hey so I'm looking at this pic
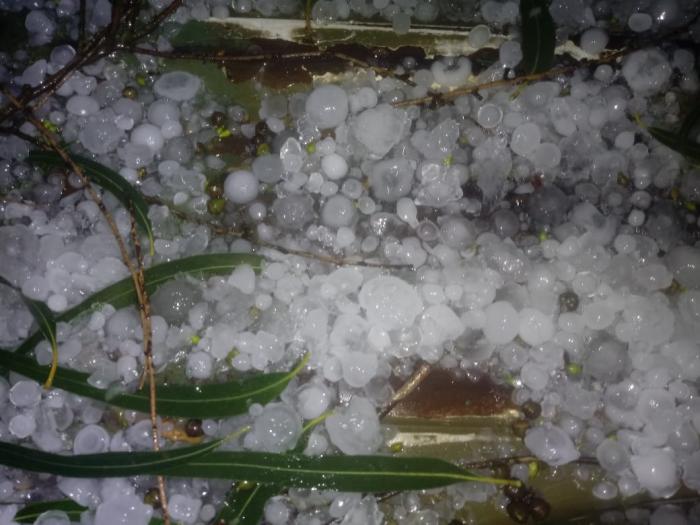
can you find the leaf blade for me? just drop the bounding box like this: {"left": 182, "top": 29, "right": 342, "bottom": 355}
{"left": 520, "top": 0, "right": 556, "bottom": 75}
{"left": 0, "top": 350, "right": 307, "bottom": 418}
{"left": 28, "top": 150, "right": 155, "bottom": 255}
{"left": 215, "top": 484, "right": 278, "bottom": 525}
{"left": 649, "top": 127, "right": 700, "bottom": 163}
{"left": 0, "top": 444, "right": 512, "bottom": 492}
{"left": 0, "top": 439, "right": 221, "bottom": 478}
{"left": 14, "top": 500, "right": 86, "bottom": 524}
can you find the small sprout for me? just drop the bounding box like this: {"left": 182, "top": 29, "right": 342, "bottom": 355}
{"left": 185, "top": 418, "right": 204, "bottom": 438}
{"left": 558, "top": 290, "right": 579, "bottom": 313}
{"left": 528, "top": 497, "right": 551, "bottom": 521}
{"left": 207, "top": 198, "right": 225, "bottom": 215}
{"left": 256, "top": 143, "right": 270, "bottom": 156}
{"left": 521, "top": 400, "right": 541, "bottom": 420}
{"left": 617, "top": 172, "right": 630, "bottom": 186}
{"left": 527, "top": 461, "right": 539, "bottom": 479}
{"left": 685, "top": 200, "right": 697, "bottom": 212}
{"left": 389, "top": 441, "right": 404, "bottom": 453}
{"left": 249, "top": 305, "right": 261, "bottom": 320}
{"left": 216, "top": 126, "right": 231, "bottom": 139}
{"left": 122, "top": 86, "right": 138, "bottom": 99}
{"left": 206, "top": 181, "right": 224, "bottom": 199}
{"left": 143, "top": 487, "right": 161, "bottom": 509}
{"left": 442, "top": 154, "right": 453, "bottom": 167}
{"left": 190, "top": 334, "right": 201, "bottom": 345}
{"left": 137, "top": 167, "right": 147, "bottom": 179}
{"left": 306, "top": 142, "right": 316, "bottom": 154}
{"left": 41, "top": 119, "right": 59, "bottom": 133}
{"left": 135, "top": 74, "right": 147, "bottom": 86}
{"left": 566, "top": 362, "right": 582, "bottom": 376}
{"left": 671, "top": 187, "right": 681, "bottom": 202}
{"left": 506, "top": 500, "right": 530, "bottom": 524}
{"left": 537, "top": 230, "right": 549, "bottom": 242}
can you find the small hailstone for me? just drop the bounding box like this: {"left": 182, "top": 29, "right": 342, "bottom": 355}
{"left": 251, "top": 403, "right": 302, "bottom": 452}
{"left": 518, "top": 308, "right": 554, "bottom": 346}
{"left": 322, "top": 153, "right": 348, "bottom": 180}
{"left": 73, "top": 424, "right": 110, "bottom": 454}
{"left": 359, "top": 276, "right": 422, "bottom": 330}
{"left": 499, "top": 40, "right": 522, "bottom": 68}
{"left": 224, "top": 170, "right": 258, "bottom": 204}
{"left": 264, "top": 497, "right": 291, "bottom": 525}
{"left": 9, "top": 413, "right": 36, "bottom": 438}
{"left": 628, "top": 209, "right": 645, "bottom": 227}
{"left": 580, "top": 28, "right": 608, "bottom": 55}
{"left": 9, "top": 380, "right": 42, "bottom": 408}
{"left": 305, "top": 85, "right": 349, "bottom": 129}
{"left": 510, "top": 123, "right": 541, "bottom": 156}
{"left": 321, "top": 194, "right": 355, "bottom": 228}
{"left": 152, "top": 71, "right": 201, "bottom": 101}
{"left": 468, "top": 24, "right": 491, "bottom": 47}
{"left": 341, "top": 350, "right": 378, "bottom": 388}
{"left": 524, "top": 424, "right": 580, "bottom": 466}
{"left": 630, "top": 449, "right": 680, "bottom": 497}
{"left": 628, "top": 12, "right": 653, "bottom": 32}
{"left": 66, "top": 95, "right": 99, "bottom": 116}
{"left": 186, "top": 351, "right": 213, "bottom": 379}
{"left": 396, "top": 197, "right": 418, "bottom": 227}
{"left": 228, "top": 264, "right": 256, "bottom": 294}
{"left": 296, "top": 383, "right": 331, "bottom": 420}
{"left": 130, "top": 123, "right": 164, "bottom": 153}
{"left": 477, "top": 104, "right": 503, "bottom": 129}
{"left": 336, "top": 227, "right": 355, "bottom": 248}
{"left": 483, "top": 301, "right": 519, "bottom": 344}
{"left": 95, "top": 494, "right": 153, "bottom": 525}
{"left": 169, "top": 494, "right": 202, "bottom": 525}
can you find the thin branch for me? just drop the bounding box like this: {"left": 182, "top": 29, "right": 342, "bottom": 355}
{"left": 379, "top": 362, "right": 432, "bottom": 419}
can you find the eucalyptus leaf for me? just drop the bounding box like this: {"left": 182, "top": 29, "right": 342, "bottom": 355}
{"left": 679, "top": 102, "right": 700, "bottom": 141}
{"left": 0, "top": 443, "right": 513, "bottom": 492}
{"left": 14, "top": 500, "right": 86, "bottom": 523}
{"left": 519, "top": 0, "right": 556, "bottom": 74}
{"left": 649, "top": 127, "right": 700, "bottom": 163}
{"left": 0, "top": 439, "right": 221, "bottom": 478}
{"left": 15, "top": 253, "right": 263, "bottom": 356}
{"left": 0, "top": 276, "right": 58, "bottom": 387}
{"left": 0, "top": 350, "right": 307, "bottom": 418}
{"left": 28, "top": 150, "right": 155, "bottom": 255}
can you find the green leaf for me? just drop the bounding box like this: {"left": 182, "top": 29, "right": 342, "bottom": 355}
{"left": 215, "top": 484, "right": 278, "bottom": 525}
{"left": 28, "top": 150, "right": 155, "bottom": 255}
{"left": 0, "top": 438, "right": 221, "bottom": 478}
{"left": 15, "top": 253, "right": 263, "bottom": 356}
{"left": 0, "top": 444, "right": 514, "bottom": 492}
{"left": 14, "top": 500, "right": 87, "bottom": 523}
{"left": 520, "top": 0, "right": 556, "bottom": 74}
{"left": 680, "top": 102, "right": 700, "bottom": 141}
{"left": 0, "top": 276, "right": 58, "bottom": 387}
{"left": 0, "top": 350, "right": 308, "bottom": 418}
{"left": 649, "top": 127, "right": 700, "bottom": 163}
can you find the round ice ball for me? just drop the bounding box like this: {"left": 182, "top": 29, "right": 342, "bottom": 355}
{"left": 580, "top": 28, "right": 609, "bottom": 55}
{"left": 483, "top": 301, "right": 519, "bottom": 344}
{"left": 252, "top": 154, "right": 283, "bottom": 184}
{"left": 130, "top": 123, "right": 164, "bottom": 153}
{"left": 150, "top": 280, "right": 201, "bottom": 325}
{"left": 321, "top": 194, "right": 355, "bottom": 228}
{"left": 321, "top": 153, "right": 348, "bottom": 180}
{"left": 524, "top": 424, "right": 580, "bottom": 466}
{"left": 252, "top": 403, "right": 302, "bottom": 452}
{"left": 95, "top": 494, "right": 153, "bottom": 525}
{"left": 153, "top": 71, "right": 201, "bottom": 101}
{"left": 73, "top": 424, "right": 110, "bottom": 454}
{"left": 439, "top": 216, "right": 476, "bottom": 249}
{"left": 630, "top": 449, "right": 680, "bottom": 497}
{"left": 224, "top": 170, "right": 259, "bottom": 204}
{"left": 305, "top": 85, "right": 348, "bottom": 129}
{"left": 359, "top": 275, "right": 422, "bottom": 330}
{"left": 510, "top": 122, "right": 541, "bottom": 156}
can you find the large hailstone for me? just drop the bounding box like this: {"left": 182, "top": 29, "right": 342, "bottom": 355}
{"left": 325, "top": 396, "right": 382, "bottom": 455}
{"left": 153, "top": 71, "right": 201, "bottom": 101}
{"left": 359, "top": 276, "right": 422, "bottom": 330}
{"left": 353, "top": 104, "right": 408, "bottom": 158}
{"left": 305, "top": 85, "right": 349, "bottom": 129}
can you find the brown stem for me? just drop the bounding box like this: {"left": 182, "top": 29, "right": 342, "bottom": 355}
{"left": 379, "top": 362, "right": 432, "bottom": 419}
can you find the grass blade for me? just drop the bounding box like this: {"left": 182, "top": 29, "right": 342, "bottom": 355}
{"left": 0, "top": 439, "right": 221, "bottom": 478}
{"left": 0, "top": 351, "right": 308, "bottom": 418}
{"left": 14, "top": 500, "right": 86, "bottom": 523}
{"left": 0, "top": 444, "right": 517, "bottom": 492}
{"left": 649, "top": 127, "right": 700, "bottom": 163}
{"left": 28, "top": 150, "right": 155, "bottom": 255}
{"left": 0, "top": 276, "right": 58, "bottom": 388}
{"left": 520, "top": 0, "right": 556, "bottom": 74}
{"left": 15, "top": 253, "right": 263, "bottom": 356}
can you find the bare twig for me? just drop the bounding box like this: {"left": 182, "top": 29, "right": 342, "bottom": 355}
{"left": 379, "top": 362, "right": 432, "bottom": 419}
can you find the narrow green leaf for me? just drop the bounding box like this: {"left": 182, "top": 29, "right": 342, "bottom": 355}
{"left": 520, "top": 0, "right": 556, "bottom": 74}
{"left": 15, "top": 253, "right": 263, "bottom": 356}
{"left": 0, "top": 276, "right": 58, "bottom": 387}
{"left": 14, "top": 500, "right": 86, "bottom": 523}
{"left": 167, "top": 452, "right": 512, "bottom": 492}
{"left": 28, "top": 150, "right": 155, "bottom": 255}
{"left": 649, "top": 127, "right": 700, "bottom": 163}
{"left": 215, "top": 484, "right": 278, "bottom": 525}
{"left": 0, "top": 439, "right": 221, "bottom": 478}
{"left": 0, "top": 350, "right": 307, "bottom": 418}
{"left": 0, "top": 444, "right": 514, "bottom": 492}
